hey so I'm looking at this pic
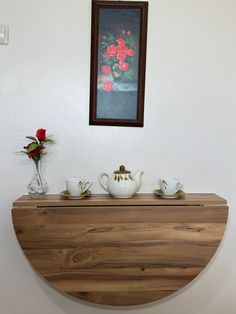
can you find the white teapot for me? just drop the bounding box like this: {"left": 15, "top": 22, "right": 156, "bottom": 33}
{"left": 99, "top": 165, "right": 143, "bottom": 198}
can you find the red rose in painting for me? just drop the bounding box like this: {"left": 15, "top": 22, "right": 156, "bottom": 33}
{"left": 100, "top": 30, "right": 136, "bottom": 87}
{"left": 36, "top": 128, "right": 46, "bottom": 141}
{"left": 126, "top": 48, "right": 134, "bottom": 57}
{"left": 116, "top": 47, "right": 127, "bottom": 61}
{"left": 102, "top": 65, "right": 111, "bottom": 75}
{"left": 103, "top": 81, "right": 114, "bottom": 92}
{"left": 106, "top": 45, "right": 117, "bottom": 58}
{"left": 119, "top": 61, "right": 129, "bottom": 72}
{"left": 116, "top": 38, "right": 126, "bottom": 47}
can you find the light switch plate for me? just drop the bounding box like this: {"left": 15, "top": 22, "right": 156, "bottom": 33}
{"left": 0, "top": 25, "right": 9, "bottom": 45}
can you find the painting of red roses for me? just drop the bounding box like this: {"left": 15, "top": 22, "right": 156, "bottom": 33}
{"left": 89, "top": 0, "right": 148, "bottom": 127}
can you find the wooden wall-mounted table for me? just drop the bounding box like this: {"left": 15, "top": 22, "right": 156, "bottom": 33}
{"left": 12, "top": 193, "right": 228, "bottom": 306}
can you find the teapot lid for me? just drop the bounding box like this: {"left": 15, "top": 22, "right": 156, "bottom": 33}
{"left": 114, "top": 165, "right": 131, "bottom": 174}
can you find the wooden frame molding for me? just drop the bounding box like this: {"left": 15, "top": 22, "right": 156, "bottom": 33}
{"left": 89, "top": 0, "right": 148, "bottom": 127}
{"left": 12, "top": 193, "right": 228, "bottom": 306}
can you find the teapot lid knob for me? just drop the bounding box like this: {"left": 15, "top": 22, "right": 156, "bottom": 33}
{"left": 120, "top": 165, "right": 125, "bottom": 172}
{"left": 114, "top": 165, "right": 131, "bottom": 174}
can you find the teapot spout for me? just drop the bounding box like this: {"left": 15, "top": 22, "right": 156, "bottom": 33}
{"left": 134, "top": 170, "right": 143, "bottom": 191}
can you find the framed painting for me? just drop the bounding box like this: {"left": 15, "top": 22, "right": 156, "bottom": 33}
{"left": 89, "top": 0, "right": 148, "bottom": 127}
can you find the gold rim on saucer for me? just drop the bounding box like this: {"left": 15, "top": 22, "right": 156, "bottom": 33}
{"left": 60, "top": 190, "right": 91, "bottom": 200}
{"left": 153, "top": 189, "right": 185, "bottom": 199}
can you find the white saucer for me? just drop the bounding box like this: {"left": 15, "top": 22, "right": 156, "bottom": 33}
{"left": 153, "top": 189, "right": 185, "bottom": 199}
{"left": 60, "top": 190, "right": 91, "bottom": 200}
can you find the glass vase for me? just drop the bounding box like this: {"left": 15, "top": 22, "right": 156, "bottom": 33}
{"left": 27, "top": 159, "right": 48, "bottom": 198}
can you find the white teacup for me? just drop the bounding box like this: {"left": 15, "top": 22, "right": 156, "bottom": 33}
{"left": 65, "top": 178, "right": 92, "bottom": 196}
{"left": 160, "top": 178, "right": 183, "bottom": 195}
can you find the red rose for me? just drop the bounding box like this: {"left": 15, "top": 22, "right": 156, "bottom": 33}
{"left": 116, "top": 38, "right": 126, "bottom": 47}
{"left": 20, "top": 129, "right": 53, "bottom": 162}
{"left": 25, "top": 142, "right": 45, "bottom": 158}
{"left": 23, "top": 143, "right": 31, "bottom": 149}
{"left": 102, "top": 65, "right": 111, "bottom": 75}
{"left": 36, "top": 129, "right": 46, "bottom": 141}
{"left": 103, "top": 81, "right": 114, "bottom": 92}
{"left": 116, "top": 47, "right": 127, "bottom": 61}
{"left": 126, "top": 48, "right": 134, "bottom": 57}
{"left": 119, "top": 61, "right": 129, "bottom": 72}
{"left": 106, "top": 45, "right": 117, "bottom": 58}
{"left": 28, "top": 146, "right": 45, "bottom": 158}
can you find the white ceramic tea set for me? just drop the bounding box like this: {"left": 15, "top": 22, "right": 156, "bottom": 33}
{"left": 153, "top": 177, "right": 184, "bottom": 199}
{"left": 60, "top": 165, "right": 184, "bottom": 200}
{"left": 60, "top": 178, "right": 92, "bottom": 199}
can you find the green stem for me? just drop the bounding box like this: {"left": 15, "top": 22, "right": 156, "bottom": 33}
{"left": 33, "top": 159, "right": 43, "bottom": 188}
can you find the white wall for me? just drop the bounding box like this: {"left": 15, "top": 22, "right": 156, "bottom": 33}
{"left": 0, "top": 0, "right": 236, "bottom": 313}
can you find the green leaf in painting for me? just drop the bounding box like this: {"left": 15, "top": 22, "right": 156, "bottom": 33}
{"left": 105, "top": 59, "right": 113, "bottom": 66}
{"left": 126, "top": 56, "right": 134, "bottom": 64}
{"left": 122, "top": 84, "right": 129, "bottom": 90}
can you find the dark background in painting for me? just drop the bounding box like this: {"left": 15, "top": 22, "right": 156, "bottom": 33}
{"left": 96, "top": 8, "right": 141, "bottom": 120}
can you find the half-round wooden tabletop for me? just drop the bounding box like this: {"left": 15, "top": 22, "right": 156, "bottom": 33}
{"left": 12, "top": 193, "right": 228, "bottom": 306}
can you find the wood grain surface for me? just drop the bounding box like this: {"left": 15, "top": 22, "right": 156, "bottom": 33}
{"left": 12, "top": 193, "right": 228, "bottom": 306}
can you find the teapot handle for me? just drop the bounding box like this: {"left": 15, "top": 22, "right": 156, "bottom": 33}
{"left": 99, "top": 172, "right": 110, "bottom": 191}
